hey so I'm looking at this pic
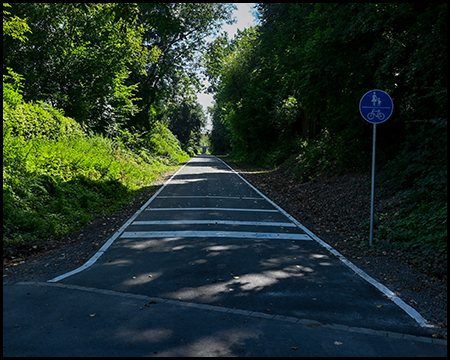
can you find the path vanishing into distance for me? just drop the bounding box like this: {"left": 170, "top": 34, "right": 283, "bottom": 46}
{"left": 3, "top": 155, "right": 446, "bottom": 356}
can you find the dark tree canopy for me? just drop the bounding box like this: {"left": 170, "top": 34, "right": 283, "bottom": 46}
{"left": 204, "top": 3, "right": 447, "bottom": 168}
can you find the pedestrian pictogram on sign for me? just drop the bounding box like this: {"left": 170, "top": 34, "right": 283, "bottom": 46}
{"left": 359, "top": 89, "right": 393, "bottom": 124}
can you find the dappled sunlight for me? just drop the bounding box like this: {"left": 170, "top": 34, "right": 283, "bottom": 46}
{"left": 105, "top": 259, "right": 133, "bottom": 267}
{"left": 205, "top": 245, "right": 242, "bottom": 251}
{"left": 157, "top": 328, "right": 262, "bottom": 357}
{"left": 259, "top": 256, "right": 304, "bottom": 268}
{"left": 205, "top": 244, "right": 245, "bottom": 257}
{"left": 123, "top": 271, "right": 162, "bottom": 286}
{"left": 290, "top": 265, "right": 314, "bottom": 273}
{"left": 309, "top": 253, "right": 333, "bottom": 266}
{"left": 122, "top": 237, "right": 183, "bottom": 251}
{"left": 237, "top": 267, "right": 311, "bottom": 291}
{"left": 91, "top": 217, "right": 349, "bottom": 321}
{"left": 110, "top": 319, "right": 262, "bottom": 357}
{"left": 171, "top": 244, "right": 197, "bottom": 251}
{"left": 319, "top": 262, "right": 333, "bottom": 266}
{"left": 189, "top": 259, "right": 208, "bottom": 265}
{"left": 164, "top": 265, "right": 313, "bottom": 302}
{"left": 108, "top": 236, "right": 331, "bottom": 305}
{"left": 170, "top": 177, "right": 208, "bottom": 185}
{"left": 115, "top": 327, "right": 174, "bottom": 344}
{"left": 237, "top": 272, "right": 282, "bottom": 291}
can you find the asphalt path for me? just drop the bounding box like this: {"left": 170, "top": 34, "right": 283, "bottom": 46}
{"left": 3, "top": 155, "right": 446, "bottom": 356}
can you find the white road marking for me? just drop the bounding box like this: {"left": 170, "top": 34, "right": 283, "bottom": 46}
{"left": 47, "top": 155, "right": 434, "bottom": 330}
{"left": 47, "top": 158, "right": 195, "bottom": 283}
{"left": 157, "top": 196, "right": 264, "bottom": 200}
{"left": 120, "top": 231, "right": 311, "bottom": 240}
{"left": 132, "top": 220, "right": 296, "bottom": 227}
{"left": 215, "top": 156, "right": 435, "bottom": 329}
{"left": 145, "top": 207, "right": 278, "bottom": 212}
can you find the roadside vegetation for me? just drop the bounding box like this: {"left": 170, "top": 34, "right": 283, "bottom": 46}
{"left": 3, "top": 4, "right": 446, "bottom": 275}
{"left": 3, "top": 69, "right": 189, "bottom": 254}
{"left": 3, "top": 3, "right": 236, "bottom": 257}
{"left": 205, "top": 4, "right": 446, "bottom": 275}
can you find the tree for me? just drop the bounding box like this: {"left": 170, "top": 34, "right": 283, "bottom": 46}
{"left": 3, "top": 3, "right": 236, "bottom": 140}
{"left": 294, "top": 3, "right": 447, "bottom": 166}
{"left": 208, "top": 102, "right": 231, "bottom": 155}
{"left": 207, "top": 3, "right": 447, "bottom": 168}
{"left": 3, "top": 3, "right": 31, "bottom": 42}
{"left": 126, "top": 3, "right": 236, "bottom": 131}
{"left": 3, "top": 3, "right": 155, "bottom": 134}
{"left": 206, "top": 28, "right": 271, "bottom": 160}
{"left": 166, "top": 97, "right": 206, "bottom": 149}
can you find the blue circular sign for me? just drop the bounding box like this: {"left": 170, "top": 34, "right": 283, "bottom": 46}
{"left": 359, "top": 89, "right": 393, "bottom": 124}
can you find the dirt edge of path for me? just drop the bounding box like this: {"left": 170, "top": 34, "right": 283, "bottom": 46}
{"left": 3, "top": 157, "right": 446, "bottom": 339}
{"left": 223, "top": 159, "right": 446, "bottom": 340}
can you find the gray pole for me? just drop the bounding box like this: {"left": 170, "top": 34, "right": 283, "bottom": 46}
{"left": 369, "top": 123, "right": 376, "bottom": 246}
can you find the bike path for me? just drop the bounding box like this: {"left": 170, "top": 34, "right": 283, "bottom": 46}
{"left": 3, "top": 155, "right": 446, "bottom": 356}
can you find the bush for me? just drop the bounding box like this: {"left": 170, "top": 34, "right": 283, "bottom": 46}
{"left": 288, "top": 130, "right": 336, "bottom": 182}
{"left": 376, "top": 119, "right": 447, "bottom": 275}
{"left": 3, "top": 130, "right": 176, "bottom": 248}
{"left": 3, "top": 74, "right": 189, "bottom": 251}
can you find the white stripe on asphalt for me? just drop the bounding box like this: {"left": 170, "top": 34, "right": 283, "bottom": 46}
{"left": 145, "top": 207, "right": 278, "bottom": 212}
{"left": 157, "top": 196, "right": 264, "bottom": 200}
{"left": 47, "top": 158, "right": 196, "bottom": 283}
{"left": 215, "top": 156, "right": 435, "bottom": 329}
{"left": 120, "top": 231, "right": 311, "bottom": 241}
{"left": 132, "top": 220, "right": 296, "bottom": 227}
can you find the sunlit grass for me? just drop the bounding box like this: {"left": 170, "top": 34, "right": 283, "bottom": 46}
{"left": 3, "top": 84, "right": 190, "bottom": 250}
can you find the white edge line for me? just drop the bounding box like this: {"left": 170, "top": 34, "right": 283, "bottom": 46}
{"left": 157, "top": 196, "right": 264, "bottom": 200}
{"left": 47, "top": 158, "right": 194, "bottom": 283}
{"left": 144, "top": 207, "right": 278, "bottom": 212}
{"left": 120, "top": 231, "right": 311, "bottom": 240}
{"left": 132, "top": 220, "right": 297, "bottom": 227}
{"left": 215, "top": 156, "right": 434, "bottom": 329}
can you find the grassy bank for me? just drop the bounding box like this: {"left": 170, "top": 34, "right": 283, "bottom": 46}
{"left": 3, "top": 74, "right": 190, "bottom": 255}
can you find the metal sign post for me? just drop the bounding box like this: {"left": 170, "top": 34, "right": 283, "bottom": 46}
{"left": 369, "top": 124, "right": 377, "bottom": 246}
{"left": 359, "top": 90, "right": 393, "bottom": 246}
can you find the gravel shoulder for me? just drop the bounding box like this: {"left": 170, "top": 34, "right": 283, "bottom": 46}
{"left": 3, "top": 158, "right": 446, "bottom": 339}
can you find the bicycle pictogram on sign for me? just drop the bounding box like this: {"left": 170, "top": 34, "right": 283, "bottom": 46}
{"left": 359, "top": 89, "right": 393, "bottom": 124}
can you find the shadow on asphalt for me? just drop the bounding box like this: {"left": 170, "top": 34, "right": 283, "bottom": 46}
{"left": 61, "top": 233, "right": 430, "bottom": 336}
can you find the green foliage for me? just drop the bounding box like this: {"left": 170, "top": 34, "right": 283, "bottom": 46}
{"left": 376, "top": 201, "right": 447, "bottom": 275}
{"left": 375, "top": 119, "right": 447, "bottom": 272}
{"left": 3, "top": 67, "right": 25, "bottom": 106}
{"left": 204, "top": 3, "right": 447, "bottom": 271}
{"left": 3, "top": 3, "right": 237, "bottom": 254}
{"left": 206, "top": 3, "right": 447, "bottom": 168}
{"left": 124, "top": 3, "right": 236, "bottom": 132}
{"left": 289, "top": 131, "right": 335, "bottom": 182}
{"left": 3, "top": 2, "right": 446, "bottom": 271}
{"left": 3, "top": 78, "right": 83, "bottom": 141}
{"left": 3, "top": 75, "right": 189, "bottom": 250}
{"left": 3, "top": 3, "right": 31, "bottom": 42}
{"left": 3, "top": 3, "right": 232, "bottom": 164}
{"left": 166, "top": 98, "right": 206, "bottom": 153}
{"left": 208, "top": 102, "right": 232, "bottom": 155}
{"left": 3, "top": 3, "right": 151, "bottom": 133}
{"left": 145, "top": 122, "right": 190, "bottom": 164}
{"left": 207, "top": 27, "right": 280, "bottom": 162}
